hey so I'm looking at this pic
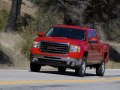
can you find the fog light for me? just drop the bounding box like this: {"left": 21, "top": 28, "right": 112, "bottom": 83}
{"left": 32, "top": 58, "right": 38, "bottom": 62}
{"left": 71, "top": 62, "right": 75, "bottom": 67}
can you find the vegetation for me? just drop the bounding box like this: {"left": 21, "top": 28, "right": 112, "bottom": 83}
{"left": 0, "top": 10, "right": 9, "bottom": 31}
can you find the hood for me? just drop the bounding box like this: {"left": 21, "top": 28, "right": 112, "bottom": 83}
{"left": 34, "top": 36, "right": 83, "bottom": 45}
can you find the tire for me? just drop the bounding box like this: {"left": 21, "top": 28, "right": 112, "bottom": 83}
{"left": 30, "top": 63, "right": 41, "bottom": 72}
{"left": 96, "top": 61, "right": 105, "bottom": 76}
{"left": 75, "top": 57, "right": 86, "bottom": 77}
{"left": 58, "top": 67, "right": 66, "bottom": 73}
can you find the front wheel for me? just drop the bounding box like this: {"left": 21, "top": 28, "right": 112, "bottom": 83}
{"left": 75, "top": 58, "right": 86, "bottom": 77}
{"left": 96, "top": 61, "right": 105, "bottom": 76}
{"left": 30, "top": 63, "right": 41, "bottom": 72}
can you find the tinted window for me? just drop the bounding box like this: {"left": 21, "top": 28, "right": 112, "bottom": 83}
{"left": 88, "top": 30, "right": 92, "bottom": 39}
{"left": 46, "top": 28, "right": 86, "bottom": 40}
{"left": 92, "top": 30, "right": 97, "bottom": 37}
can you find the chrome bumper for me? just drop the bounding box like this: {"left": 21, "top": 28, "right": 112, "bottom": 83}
{"left": 30, "top": 54, "right": 82, "bottom": 68}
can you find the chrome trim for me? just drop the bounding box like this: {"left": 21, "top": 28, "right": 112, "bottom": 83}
{"left": 31, "top": 54, "right": 82, "bottom": 67}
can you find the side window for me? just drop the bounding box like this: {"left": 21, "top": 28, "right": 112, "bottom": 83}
{"left": 88, "top": 30, "right": 92, "bottom": 39}
{"left": 92, "top": 30, "right": 97, "bottom": 37}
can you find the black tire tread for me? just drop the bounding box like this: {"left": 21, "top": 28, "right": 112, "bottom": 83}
{"left": 30, "top": 63, "right": 41, "bottom": 72}
{"left": 96, "top": 62, "right": 105, "bottom": 76}
{"left": 75, "top": 57, "right": 87, "bottom": 77}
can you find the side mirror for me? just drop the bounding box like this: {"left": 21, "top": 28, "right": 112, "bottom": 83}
{"left": 37, "top": 32, "right": 44, "bottom": 37}
{"left": 89, "top": 37, "right": 98, "bottom": 43}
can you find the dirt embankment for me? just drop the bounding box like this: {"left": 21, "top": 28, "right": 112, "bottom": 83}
{"left": 0, "top": 33, "right": 29, "bottom": 69}
{"left": 0, "top": 0, "right": 38, "bottom": 16}
{"left": 0, "top": 0, "right": 36, "bottom": 69}
{"left": 0, "top": 0, "right": 120, "bottom": 69}
{"left": 107, "top": 42, "right": 120, "bottom": 68}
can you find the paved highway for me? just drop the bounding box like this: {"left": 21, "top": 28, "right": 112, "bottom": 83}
{"left": 0, "top": 69, "right": 120, "bottom": 90}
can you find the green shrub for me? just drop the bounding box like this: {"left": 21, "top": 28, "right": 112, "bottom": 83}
{"left": 0, "top": 10, "right": 9, "bottom": 31}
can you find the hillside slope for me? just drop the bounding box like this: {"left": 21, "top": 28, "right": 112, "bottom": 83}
{"left": 0, "top": 0, "right": 37, "bottom": 16}
{"left": 0, "top": 0, "right": 36, "bottom": 69}
{"left": 0, "top": 0, "right": 120, "bottom": 69}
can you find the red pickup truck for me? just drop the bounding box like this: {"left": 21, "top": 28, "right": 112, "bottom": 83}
{"left": 30, "top": 25, "right": 109, "bottom": 77}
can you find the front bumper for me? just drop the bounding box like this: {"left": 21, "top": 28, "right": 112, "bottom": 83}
{"left": 30, "top": 54, "right": 82, "bottom": 68}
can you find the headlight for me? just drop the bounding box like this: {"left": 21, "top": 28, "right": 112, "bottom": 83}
{"left": 32, "top": 41, "right": 40, "bottom": 48}
{"left": 70, "top": 45, "right": 80, "bottom": 52}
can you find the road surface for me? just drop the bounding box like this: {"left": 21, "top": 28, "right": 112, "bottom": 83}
{"left": 0, "top": 69, "right": 120, "bottom": 90}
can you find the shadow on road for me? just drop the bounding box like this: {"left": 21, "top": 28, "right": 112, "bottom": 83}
{"left": 30, "top": 70, "right": 120, "bottom": 78}
{"left": 39, "top": 70, "right": 96, "bottom": 77}
{"left": 0, "top": 50, "right": 13, "bottom": 66}
{"left": 109, "top": 46, "right": 120, "bottom": 63}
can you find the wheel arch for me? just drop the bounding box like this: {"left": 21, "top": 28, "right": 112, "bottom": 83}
{"left": 83, "top": 51, "right": 88, "bottom": 58}
{"left": 103, "top": 52, "right": 109, "bottom": 63}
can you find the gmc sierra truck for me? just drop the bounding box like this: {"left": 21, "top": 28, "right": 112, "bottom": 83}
{"left": 30, "top": 25, "right": 109, "bottom": 77}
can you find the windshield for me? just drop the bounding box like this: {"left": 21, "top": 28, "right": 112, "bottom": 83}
{"left": 46, "top": 27, "right": 86, "bottom": 40}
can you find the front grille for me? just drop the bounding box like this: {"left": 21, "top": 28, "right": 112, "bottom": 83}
{"left": 40, "top": 41, "right": 69, "bottom": 54}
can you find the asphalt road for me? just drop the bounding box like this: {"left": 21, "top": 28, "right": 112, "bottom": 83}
{"left": 0, "top": 69, "right": 120, "bottom": 90}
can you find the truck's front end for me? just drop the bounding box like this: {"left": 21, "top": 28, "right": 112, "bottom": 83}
{"left": 30, "top": 25, "right": 86, "bottom": 71}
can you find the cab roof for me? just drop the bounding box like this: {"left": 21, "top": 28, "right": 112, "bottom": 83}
{"left": 53, "top": 24, "right": 94, "bottom": 31}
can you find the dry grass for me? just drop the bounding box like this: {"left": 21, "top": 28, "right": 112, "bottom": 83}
{"left": 0, "top": 32, "right": 29, "bottom": 69}
{"left": 21, "top": 0, "right": 38, "bottom": 16}
{"left": 107, "top": 61, "right": 120, "bottom": 69}
{"left": 0, "top": 0, "right": 37, "bottom": 16}
{"left": 0, "top": 0, "right": 38, "bottom": 69}
{"left": 0, "top": 0, "right": 12, "bottom": 12}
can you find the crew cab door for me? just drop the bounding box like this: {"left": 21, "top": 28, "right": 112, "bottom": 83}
{"left": 87, "top": 30, "right": 94, "bottom": 63}
{"left": 87, "top": 30, "right": 101, "bottom": 64}
{"left": 90, "top": 30, "right": 101, "bottom": 63}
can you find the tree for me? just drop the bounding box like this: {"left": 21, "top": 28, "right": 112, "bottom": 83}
{"left": 5, "top": 0, "right": 22, "bottom": 32}
{"left": 62, "top": 0, "right": 88, "bottom": 26}
{"left": 30, "top": 0, "right": 88, "bottom": 26}
{"left": 84, "top": 0, "right": 119, "bottom": 26}
{"left": 30, "top": 0, "right": 119, "bottom": 29}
